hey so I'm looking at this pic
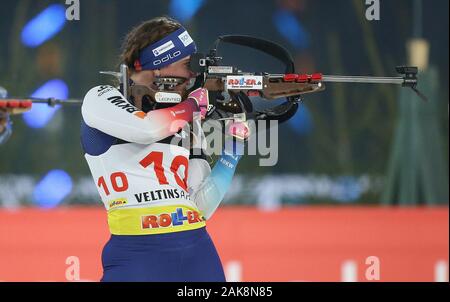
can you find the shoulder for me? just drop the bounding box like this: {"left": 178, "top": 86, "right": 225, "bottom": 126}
{"left": 83, "top": 85, "right": 121, "bottom": 102}
{"left": 82, "top": 85, "right": 125, "bottom": 117}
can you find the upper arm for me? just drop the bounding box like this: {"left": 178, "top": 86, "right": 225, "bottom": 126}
{"left": 82, "top": 85, "right": 155, "bottom": 144}
{"left": 81, "top": 85, "right": 199, "bottom": 145}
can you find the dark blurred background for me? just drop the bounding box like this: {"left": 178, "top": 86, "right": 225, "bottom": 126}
{"left": 0, "top": 0, "right": 448, "bottom": 208}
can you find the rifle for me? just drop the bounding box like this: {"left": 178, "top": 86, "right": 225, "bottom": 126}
{"left": 187, "top": 35, "right": 426, "bottom": 123}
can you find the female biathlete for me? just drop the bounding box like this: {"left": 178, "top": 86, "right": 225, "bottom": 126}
{"left": 81, "top": 16, "right": 248, "bottom": 282}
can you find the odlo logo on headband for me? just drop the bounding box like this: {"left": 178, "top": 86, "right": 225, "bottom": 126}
{"left": 153, "top": 50, "right": 182, "bottom": 66}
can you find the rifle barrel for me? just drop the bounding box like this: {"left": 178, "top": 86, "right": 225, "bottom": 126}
{"left": 322, "top": 75, "right": 405, "bottom": 85}
{"left": 30, "top": 98, "right": 83, "bottom": 105}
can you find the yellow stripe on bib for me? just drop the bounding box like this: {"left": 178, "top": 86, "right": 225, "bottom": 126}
{"left": 107, "top": 205, "right": 206, "bottom": 235}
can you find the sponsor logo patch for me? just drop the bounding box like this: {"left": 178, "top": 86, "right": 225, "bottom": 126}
{"left": 178, "top": 31, "right": 194, "bottom": 47}
{"left": 153, "top": 50, "right": 182, "bottom": 66}
{"left": 107, "top": 96, "right": 139, "bottom": 114}
{"left": 109, "top": 198, "right": 127, "bottom": 209}
{"left": 97, "top": 85, "right": 114, "bottom": 97}
{"left": 226, "top": 76, "right": 263, "bottom": 90}
{"left": 152, "top": 40, "right": 175, "bottom": 57}
{"left": 141, "top": 208, "right": 203, "bottom": 229}
{"left": 155, "top": 92, "right": 182, "bottom": 103}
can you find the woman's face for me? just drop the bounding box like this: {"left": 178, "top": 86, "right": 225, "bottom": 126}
{"left": 131, "top": 56, "right": 196, "bottom": 97}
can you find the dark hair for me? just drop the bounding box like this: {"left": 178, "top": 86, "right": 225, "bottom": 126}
{"left": 120, "top": 16, "right": 182, "bottom": 73}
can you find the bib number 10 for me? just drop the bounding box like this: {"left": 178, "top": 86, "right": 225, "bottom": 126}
{"left": 97, "top": 151, "right": 188, "bottom": 196}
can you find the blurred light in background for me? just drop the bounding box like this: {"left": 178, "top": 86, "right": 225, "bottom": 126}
{"left": 22, "top": 79, "right": 69, "bottom": 128}
{"left": 32, "top": 169, "right": 73, "bottom": 208}
{"left": 287, "top": 104, "right": 313, "bottom": 135}
{"left": 334, "top": 176, "right": 364, "bottom": 203}
{"left": 0, "top": 86, "right": 7, "bottom": 98}
{"left": 21, "top": 4, "right": 66, "bottom": 48}
{"left": 169, "top": 0, "right": 205, "bottom": 23}
{"left": 272, "top": 9, "right": 310, "bottom": 50}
